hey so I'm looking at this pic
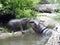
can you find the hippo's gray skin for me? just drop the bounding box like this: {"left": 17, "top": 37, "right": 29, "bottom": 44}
{"left": 29, "top": 20, "right": 52, "bottom": 36}
{"left": 7, "top": 18, "right": 30, "bottom": 32}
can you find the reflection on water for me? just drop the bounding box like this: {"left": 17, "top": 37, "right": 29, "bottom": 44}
{"left": 0, "top": 32, "right": 50, "bottom": 45}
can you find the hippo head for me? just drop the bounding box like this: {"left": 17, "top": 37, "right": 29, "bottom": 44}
{"left": 29, "top": 19, "right": 47, "bottom": 34}
{"left": 29, "top": 19, "right": 43, "bottom": 34}
{"left": 29, "top": 19, "right": 40, "bottom": 30}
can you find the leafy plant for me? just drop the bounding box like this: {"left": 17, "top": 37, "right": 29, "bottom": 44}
{"left": 0, "top": 0, "right": 40, "bottom": 18}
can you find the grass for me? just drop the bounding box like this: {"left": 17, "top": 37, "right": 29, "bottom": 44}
{"left": 53, "top": 13, "right": 60, "bottom": 21}
{"left": 0, "top": 27, "right": 10, "bottom": 33}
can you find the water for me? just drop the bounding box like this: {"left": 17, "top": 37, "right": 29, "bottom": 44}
{"left": 0, "top": 31, "right": 50, "bottom": 45}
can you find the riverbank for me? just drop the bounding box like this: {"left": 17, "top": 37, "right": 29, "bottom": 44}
{"left": 0, "top": 29, "right": 32, "bottom": 39}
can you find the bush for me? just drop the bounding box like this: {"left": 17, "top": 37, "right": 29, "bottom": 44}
{"left": 0, "top": 0, "right": 40, "bottom": 18}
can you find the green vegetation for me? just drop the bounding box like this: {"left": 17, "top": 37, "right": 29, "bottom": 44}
{"left": 53, "top": 13, "right": 60, "bottom": 21}
{"left": 0, "top": 0, "right": 40, "bottom": 18}
{"left": 0, "top": 27, "right": 10, "bottom": 32}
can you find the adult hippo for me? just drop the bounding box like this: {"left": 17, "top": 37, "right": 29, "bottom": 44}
{"left": 7, "top": 18, "right": 30, "bottom": 32}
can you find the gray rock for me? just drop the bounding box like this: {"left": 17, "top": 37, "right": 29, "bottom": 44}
{"left": 40, "top": 0, "right": 49, "bottom": 4}
{"left": 35, "top": 4, "right": 59, "bottom": 13}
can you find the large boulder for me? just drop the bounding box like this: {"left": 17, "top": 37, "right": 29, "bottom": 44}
{"left": 35, "top": 4, "right": 59, "bottom": 13}
{"left": 45, "top": 30, "right": 59, "bottom": 45}
{"left": 40, "top": 0, "right": 49, "bottom": 4}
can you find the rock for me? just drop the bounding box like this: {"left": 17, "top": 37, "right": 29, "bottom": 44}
{"left": 40, "top": 0, "right": 49, "bottom": 4}
{"left": 35, "top": 4, "right": 59, "bottom": 13}
{"left": 36, "top": 16, "right": 57, "bottom": 26}
{"left": 45, "top": 31, "right": 59, "bottom": 45}
{"left": 12, "top": 31, "right": 22, "bottom": 37}
{"left": 0, "top": 32, "right": 22, "bottom": 39}
{"left": 0, "top": 28, "right": 3, "bottom": 30}
{"left": 0, "top": 33, "right": 13, "bottom": 39}
{"left": 0, "top": 30, "right": 31, "bottom": 39}
{"left": 54, "top": 23, "right": 60, "bottom": 33}
{"left": 37, "top": 13, "right": 57, "bottom": 17}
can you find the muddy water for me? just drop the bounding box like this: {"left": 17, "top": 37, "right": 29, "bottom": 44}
{"left": 0, "top": 31, "right": 50, "bottom": 45}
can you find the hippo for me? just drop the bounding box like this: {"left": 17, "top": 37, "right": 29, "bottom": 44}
{"left": 29, "top": 19, "right": 52, "bottom": 36}
{"left": 7, "top": 18, "right": 30, "bottom": 32}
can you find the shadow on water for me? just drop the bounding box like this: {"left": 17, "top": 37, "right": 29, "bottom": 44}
{"left": 0, "top": 31, "right": 50, "bottom": 45}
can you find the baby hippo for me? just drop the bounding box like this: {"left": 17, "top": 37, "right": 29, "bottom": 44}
{"left": 29, "top": 20, "right": 52, "bottom": 36}
{"left": 7, "top": 18, "right": 30, "bottom": 32}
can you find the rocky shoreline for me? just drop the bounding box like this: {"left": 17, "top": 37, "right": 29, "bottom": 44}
{"left": 0, "top": 30, "right": 30, "bottom": 39}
